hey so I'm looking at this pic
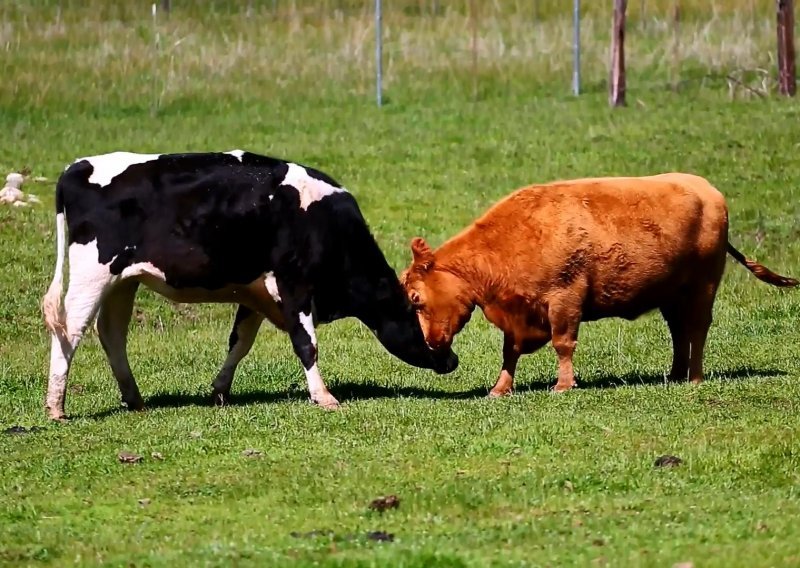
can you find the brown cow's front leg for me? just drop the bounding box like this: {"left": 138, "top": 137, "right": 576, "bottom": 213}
{"left": 489, "top": 335, "right": 519, "bottom": 398}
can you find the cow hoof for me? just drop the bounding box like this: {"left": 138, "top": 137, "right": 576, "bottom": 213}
{"left": 553, "top": 383, "right": 576, "bottom": 393}
{"left": 124, "top": 398, "right": 146, "bottom": 412}
{"left": 311, "top": 394, "right": 340, "bottom": 410}
{"left": 488, "top": 389, "right": 512, "bottom": 398}
{"left": 212, "top": 391, "right": 230, "bottom": 407}
{"left": 47, "top": 409, "right": 68, "bottom": 422}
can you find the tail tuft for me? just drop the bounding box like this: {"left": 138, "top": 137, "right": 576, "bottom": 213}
{"left": 42, "top": 210, "right": 68, "bottom": 336}
{"left": 42, "top": 280, "right": 66, "bottom": 335}
{"left": 727, "top": 242, "right": 799, "bottom": 288}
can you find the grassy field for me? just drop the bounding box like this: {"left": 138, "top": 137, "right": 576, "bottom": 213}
{"left": 2, "top": 1, "right": 800, "bottom": 566}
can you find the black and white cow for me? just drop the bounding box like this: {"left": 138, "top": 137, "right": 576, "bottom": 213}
{"left": 42, "top": 150, "right": 458, "bottom": 420}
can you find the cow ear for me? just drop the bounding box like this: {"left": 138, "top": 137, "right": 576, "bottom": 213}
{"left": 410, "top": 237, "right": 434, "bottom": 271}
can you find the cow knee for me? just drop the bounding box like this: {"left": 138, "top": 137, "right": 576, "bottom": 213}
{"left": 551, "top": 335, "right": 577, "bottom": 355}
{"left": 293, "top": 342, "right": 317, "bottom": 370}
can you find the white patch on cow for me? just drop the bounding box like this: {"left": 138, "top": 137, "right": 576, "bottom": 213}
{"left": 281, "top": 163, "right": 346, "bottom": 210}
{"left": 65, "top": 242, "right": 117, "bottom": 338}
{"left": 47, "top": 239, "right": 117, "bottom": 417}
{"left": 299, "top": 311, "right": 316, "bottom": 347}
{"left": 264, "top": 272, "right": 281, "bottom": 303}
{"left": 304, "top": 362, "right": 326, "bottom": 396}
{"left": 78, "top": 152, "right": 161, "bottom": 188}
{"left": 120, "top": 261, "right": 167, "bottom": 282}
{"left": 295, "top": 311, "right": 337, "bottom": 407}
{"left": 225, "top": 149, "right": 245, "bottom": 161}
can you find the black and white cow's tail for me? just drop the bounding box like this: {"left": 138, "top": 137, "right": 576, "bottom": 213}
{"left": 42, "top": 183, "right": 67, "bottom": 336}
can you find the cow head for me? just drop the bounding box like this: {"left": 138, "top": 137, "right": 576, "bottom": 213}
{"left": 364, "top": 271, "right": 459, "bottom": 375}
{"left": 331, "top": 243, "right": 458, "bottom": 375}
{"left": 401, "top": 237, "right": 475, "bottom": 354}
{"left": 310, "top": 198, "right": 459, "bottom": 375}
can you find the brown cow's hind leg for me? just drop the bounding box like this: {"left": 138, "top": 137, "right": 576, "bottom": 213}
{"left": 660, "top": 302, "right": 690, "bottom": 381}
{"left": 549, "top": 297, "right": 581, "bottom": 392}
{"left": 668, "top": 279, "right": 718, "bottom": 385}
{"left": 686, "top": 292, "right": 715, "bottom": 385}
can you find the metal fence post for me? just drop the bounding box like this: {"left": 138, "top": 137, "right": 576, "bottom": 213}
{"left": 572, "top": 0, "right": 580, "bottom": 95}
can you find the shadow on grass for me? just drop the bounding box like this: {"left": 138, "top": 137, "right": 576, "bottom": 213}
{"left": 572, "top": 366, "right": 787, "bottom": 390}
{"left": 82, "top": 366, "right": 787, "bottom": 420}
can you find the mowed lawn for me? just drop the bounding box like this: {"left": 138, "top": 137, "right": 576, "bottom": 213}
{"left": 2, "top": 3, "right": 800, "bottom": 567}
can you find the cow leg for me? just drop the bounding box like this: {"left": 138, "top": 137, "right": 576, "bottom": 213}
{"left": 212, "top": 305, "right": 264, "bottom": 406}
{"left": 489, "top": 333, "right": 549, "bottom": 397}
{"left": 548, "top": 297, "right": 582, "bottom": 393}
{"left": 281, "top": 298, "right": 339, "bottom": 410}
{"left": 660, "top": 302, "right": 690, "bottom": 381}
{"left": 97, "top": 280, "right": 144, "bottom": 411}
{"left": 489, "top": 335, "right": 520, "bottom": 398}
{"left": 685, "top": 284, "right": 718, "bottom": 385}
{"left": 46, "top": 252, "right": 115, "bottom": 420}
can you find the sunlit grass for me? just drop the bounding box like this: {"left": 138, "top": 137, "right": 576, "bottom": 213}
{"left": 1, "top": 1, "right": 800, "bottom": 566}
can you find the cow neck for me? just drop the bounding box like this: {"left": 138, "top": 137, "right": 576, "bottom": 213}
{"left": 434, "top": 232, "right": 494, "bottom": 309}
{"left": 312, "top": 230, "right": 399, "bottom": 326}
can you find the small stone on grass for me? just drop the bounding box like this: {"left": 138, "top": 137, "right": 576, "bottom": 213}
{"left": 654, "top": 455, "right": 683, "bottom": 468}
{"left": 118, "top": 451, "right": 143, "bottom": 464}
{"left": 369, "top": 495, "right": 400, "bottom": 513}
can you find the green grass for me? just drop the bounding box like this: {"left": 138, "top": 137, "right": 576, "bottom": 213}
{"left": 2, "top": 2, "right": 800, "bottom": 566}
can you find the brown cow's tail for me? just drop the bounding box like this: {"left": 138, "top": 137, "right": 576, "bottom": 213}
{"left": 42, "top": 182, "right": 67, "bottom": 336}
{"left": 726, "top": 242, "right": 799, "bottom": 288}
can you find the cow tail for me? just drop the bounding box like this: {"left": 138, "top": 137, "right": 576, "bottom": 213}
{"left": 42, "top": 182, "right": 67, "bottom": 336}
{"left": 726, "top": 242, "right": 799, "bottom": 288}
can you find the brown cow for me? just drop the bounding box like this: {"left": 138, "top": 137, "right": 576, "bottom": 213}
{"left": 401, "top": 173, "right": 798, "bottom": 395}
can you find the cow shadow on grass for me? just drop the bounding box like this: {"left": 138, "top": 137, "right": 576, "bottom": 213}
{"left": 568, "top": 366, "right": 786, "bottom": 391}
{"left": 115, "top": 365, "right": 785, "bottom": 413}
{"left": 83, "top": 366, "right": 786, "bottom": 419}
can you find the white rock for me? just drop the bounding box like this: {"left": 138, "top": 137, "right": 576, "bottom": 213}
{"left": 0, "top": 186, "right": 24, "bottom": 204}
{"left": 5, "top": 173, "right": 24, "bottom": 189}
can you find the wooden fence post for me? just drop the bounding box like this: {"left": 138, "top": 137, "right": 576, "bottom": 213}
{"left": 470, "top": 0, "right": 478, "bottom": 100}
{"left": 777, "top": 0, "right": 797, "bottom": 96}
{"left": 609, "top": 0, "right": 627, "bottom": 107}
{"left": 572, "top": 0, "right": 580, "bottom": 95}
{"left": 671, "top": 1, "right": 680, "bottom": 91}
{"left": 161, "top": 0, "right": 170, "bottom": 14}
